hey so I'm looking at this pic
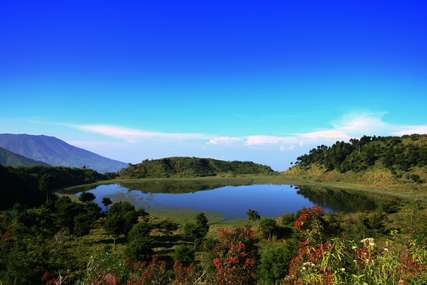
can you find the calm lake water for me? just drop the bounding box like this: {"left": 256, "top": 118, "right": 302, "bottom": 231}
{"left": 75, "top": 183, "right": 385, "bottom": 219}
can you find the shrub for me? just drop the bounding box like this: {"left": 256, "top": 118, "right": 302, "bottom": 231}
{"left": 281, "top": 213, "right": 296, "bottom": 227}
{"left": 210, "top": 227, "right": 258, "bottom": 285}
{"left": 127, "top": 257, "right": 173, "bottom": 284}
{"left": 78, "top": 192, "right": 96, "bottom": 203}
{"left": 247, "top": 209, "right": 261, "bottom": 221}
{"left": 259, "top": 218, "right": 278, "bottom": 239}
{"left": 128, "top": 223, "right": 151, "bottom": 241}
{"left": 258, "top": 244, "right": 297, "bottom": 284}
{"left": 174, "top": 245, "right": 195, "bottom": 265}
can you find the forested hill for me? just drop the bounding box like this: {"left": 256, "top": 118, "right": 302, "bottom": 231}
{"left": 120, "top": 157, "right": 276, "bottom": 178}
{"left": 285, "top": 134, "right": 427, "bottom": 185}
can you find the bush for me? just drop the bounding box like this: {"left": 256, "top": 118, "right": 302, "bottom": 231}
{"left": 247, "top": 209, "right": 261, "bottom": 221}
{"left": 183, "top": 213, "right": 209, "bottom": 242}
{"left": 128, "top": 223, "right": 151, "bottom": 241}
{"left": 281, "top": 213, "right": 296, "bottom": 227}
{"left": 79, "top": 192, "right": 96, "bottom": 203}
{"left": 258, "top": 244, "right": 297, "bottom": 284}
{"left": 210, "top": 227, "right": 258, "bottom": 285}
{"left": 173, "top": 245, "right": 195, "bottom": 265}
{"left": 259, "top": 218, "right": 278, "bottom": 239}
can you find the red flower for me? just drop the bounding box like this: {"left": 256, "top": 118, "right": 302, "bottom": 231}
{"left": 213, "top": 258, "right": 222, "bottom": 268}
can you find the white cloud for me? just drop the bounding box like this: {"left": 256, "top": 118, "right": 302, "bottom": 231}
{"left": 208, "top": 136, "right": 242, "bottom": 145}
{"left": 242, "top": 113, "right": 427, "bottom": 148}
{"left": 299, "top": 130, "right": 349, "bottom": 140}
{"left": 393, "top": 125, "right": 427, "bottom": 136}
{"left": 65, "top": 113, "right": 427, "bottom": 151}
{"left": 332, "top": 113, "right": 389, "bottom": 135}
{"left": 74, "top": 124, "right": 207, "bottom": 143}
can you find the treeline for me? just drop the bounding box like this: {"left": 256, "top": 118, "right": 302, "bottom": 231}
{"left": 0, "top": 166, "right": 113, "bottom": 210}
{"left": 296, "top": 134, "right": 427, "bottom": 173}
{"left": 121, "top": 157, "right": 276, "bottom": 178}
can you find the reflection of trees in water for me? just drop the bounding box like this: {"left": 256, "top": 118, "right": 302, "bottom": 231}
{"left": 120, "top": 179, "right": 253, "bottom": 194}
{"left": 296, "top": 186, "right": 384, "bottom": 212}
{"left": 109, "top": 191, "right": 154, "bottom": 210}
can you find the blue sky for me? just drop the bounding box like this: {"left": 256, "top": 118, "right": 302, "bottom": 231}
{"left": 1, "top": 0, "right": 427, "bottom": 169}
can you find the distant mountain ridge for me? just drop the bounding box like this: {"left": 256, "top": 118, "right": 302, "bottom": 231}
{"left": 0, "top": 147, "right": 48, "bottom": 167}
{"left": 121, "top": 156, "right": 276, "bottom": 178}
{"left": 0, "top": 134, "right": 127, "bottom": 173}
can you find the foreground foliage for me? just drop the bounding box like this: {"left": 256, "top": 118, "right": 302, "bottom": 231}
{"left": 1, "top": 191, "right": 426, "bottom": 285}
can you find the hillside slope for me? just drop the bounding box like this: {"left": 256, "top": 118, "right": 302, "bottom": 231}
{"left": 0, "top": 134, "right": 127, "bottom": 173}
{"left": 0, "top": 147, "right": 48, "bottom": 167}
{"left": 283, "top": 134, "right": 427, "bottom": 186}
{"left": 121, "top": 157, "right": 276, "bottom": 178}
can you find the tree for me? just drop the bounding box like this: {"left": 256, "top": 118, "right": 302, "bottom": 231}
{"left": 156, "top": 220, "right": 178, "bottom": 236}
{"left": 125, "top": 237, "right": 153, "bottom": 261}
{"left": 104, "top": 202, "right": 139, "bottom": 248}
{"left": 73, "top": 212, "right": 93, "bottom": 236}
{"left": 79, "top": 192, "right": 96, "bottom": 203}
{"left": 38, "top": 173, "right": 54, "bottom": 203}
{"left": 128, "top": 223, "right": 151, "bottom": 241}
{"left": 247, "top": 209, "right": 261, "bottom": 221}
{"left": 259, "top": 219, "right": 278, "bottom": 240}
{"left": 196, "top": 213, "right": 209, "bottom": 233}
{"left": 102, "top": 197, "right": 113, "bottom": 208}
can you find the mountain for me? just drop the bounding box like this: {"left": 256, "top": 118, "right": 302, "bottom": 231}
{"left": 0, "top": 147, "right": 48, "bottom": 167}
{"left": 0, "top": 134, "right": 127, "bottom": 173}
{"left": 121, "top": 157, "right": 277, "bottom": 178}
{"left": 283, "top": 134, "right": 427, "bottom": 186}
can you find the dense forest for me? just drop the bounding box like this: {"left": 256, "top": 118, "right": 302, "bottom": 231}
{"left": 0, "top": 166, "right": 112, "bottom": 210}
{"left": 294, "top": 134, "right": 427, "bottom": 183}
{"left": 121, "top": 157, "right": 276, "bottom": 178}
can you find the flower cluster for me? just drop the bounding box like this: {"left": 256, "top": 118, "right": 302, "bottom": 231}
{"left": 212, "top": 227, "right": 258, "bottom": 285}
{"left": 127, "top": 257, "right": 170, "bottom": 285}
{"left": 293, "top": 207, "right": 323, "bottom": 232}
{"left": 360, "top": 238, "right": 376, "bottom": 249}
{"left": 172, "top": 262, "right": 197, "bottom": 285}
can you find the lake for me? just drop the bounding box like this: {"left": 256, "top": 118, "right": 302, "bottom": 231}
{"left": 74, "top": 182, "right": 389, "bottom": 219}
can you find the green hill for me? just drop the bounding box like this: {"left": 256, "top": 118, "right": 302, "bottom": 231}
{"left": 284, "top": 134, "right": 427, "bottom": 186}
{"left": 120, "top": 157, "right": 276, "bottom": 178}
{"left": 0, "top": 147, "right": 48, "bottom": 167}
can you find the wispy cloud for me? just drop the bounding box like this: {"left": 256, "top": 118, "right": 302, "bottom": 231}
{"left": 393, "top": 125, "right": 427, "bottom": 136}
{"left": 65, "top": 113, "right": 427, "bottom": 149}
{"left": 242, "top": 113, "right": 427, "bottom": 148}
{"left": 208, "top": 136, "right": 243, "bottom": 145}
{"left": 73, "top": 124, "right": 207, "bottom": 143}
